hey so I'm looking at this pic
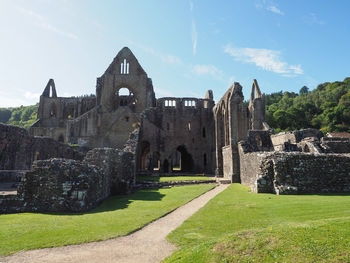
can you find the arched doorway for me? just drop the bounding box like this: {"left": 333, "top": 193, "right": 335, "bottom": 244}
{"left": 58, "top": 134, "right": 64, "bottom": 143}
{"left": 140, "top": 141, "right": 150, "bottom": 171}
{"left": 163, "top": 159, "right": 169, "bottom": 173}
{"left": 152, "top": 152, "right": 160, "bottom": 171}
{"left": 172, "top": 145, "right": 194, "bottom": 172}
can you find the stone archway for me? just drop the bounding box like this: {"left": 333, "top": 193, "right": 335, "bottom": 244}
{"left": 172, "top": 145, "right": 194, "bottom": 172}
{"left": 163, "top": 159, "right": 169, "bottom": 173}
{"left": 114, "top": 86, "right": 137, "bottom": 111}
{"left": 140, "top": 141, "right": 150, "bottom": 171}
{"left": 58, "top": 134, "right": 64, "bottom": 143}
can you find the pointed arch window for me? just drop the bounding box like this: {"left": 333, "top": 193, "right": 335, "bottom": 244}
{"left": 120, "top": 59, "right": 130, "bottom": 74}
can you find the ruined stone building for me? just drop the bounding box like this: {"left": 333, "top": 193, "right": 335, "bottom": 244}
{"left": 30, "top": 47, "right": 155, "bottom": 149}
{"left": 2, "top": 47, "right": 350, "bottom": 213}
{"left": 29, "top": 47, "right": 267, "bottom": 179}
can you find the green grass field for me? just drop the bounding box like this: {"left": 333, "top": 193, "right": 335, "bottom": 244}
{"left": 136, "top": 176, "right": 214, "bottom": 182}
{"left": 0, "top": 184, "right": 214, "bottom": 256}
{"left": 165, "top": 184, "right": 350, "bottom": 263}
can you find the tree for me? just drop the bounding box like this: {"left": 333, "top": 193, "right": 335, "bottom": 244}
{"left": 273, "top": 110, "right": 292, "bottom": 130}
{"left": 299, "top": 86, "right": 309, "bottom": 95}
{"left": 0, "top": 108, "right": 11, "bottom": 123}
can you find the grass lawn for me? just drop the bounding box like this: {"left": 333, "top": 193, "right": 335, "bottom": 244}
{"left": 0, "top": 184, "right": 214, "bottom": 256}
{"left": 165, "top": 184, "right": 350, "bottom": 263}
{"left": 136, "top": 176, "right": 214, "bottom": 182}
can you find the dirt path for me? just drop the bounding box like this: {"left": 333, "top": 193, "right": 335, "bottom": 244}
{"left": 2, "top": 184, "right": 229, "bottom": 263}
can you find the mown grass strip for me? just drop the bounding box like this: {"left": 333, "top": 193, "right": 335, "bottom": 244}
{"left": 165, "top": 184, "right": 350, "bottom": 263}
{"left": 0, "top": 184, "right": 214, "bottom": 256}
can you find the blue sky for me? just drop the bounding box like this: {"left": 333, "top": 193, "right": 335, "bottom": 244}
{"left": 0, "top": 0, "right": 349, "bottom": 107}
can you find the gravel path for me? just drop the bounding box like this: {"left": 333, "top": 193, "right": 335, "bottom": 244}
{"left": 2, "top": 184, "right": 229, "bottom": 263}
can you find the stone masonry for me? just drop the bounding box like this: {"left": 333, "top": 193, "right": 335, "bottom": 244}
{"left": 0, "top": 129, "right": 139, "bottom": 213}
{"left": 239, "top": 129, "right": 350, "bottom": 194}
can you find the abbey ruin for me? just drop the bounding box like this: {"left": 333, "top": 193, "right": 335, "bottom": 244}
{"left": 1, "top": 47, "right": 350, "bottom": 213}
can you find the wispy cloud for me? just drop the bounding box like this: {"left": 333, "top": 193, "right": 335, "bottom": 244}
{"left": 17, "top": 7, "right": 78, "bottom": 40}
{"left": 266, "top": 5, "right": 284, "bottom": 15}
{"left": 192, "top": 64, "right": 223, "bottom": 80}
{"left": 256, "top": 0, "right": 284, "bottom": 16}
{"left": 126, "top": 40, "right": 182, "bottom": 65}
{"left": 224, "top": 44, "right": 303, "bottom": 76}
{"left": 192, "top": 20, "right": 198, "bottom": 55}
{"left": 228, "top": 76, "right": 235, "bottom": 84}
{"left": 24, "top": 91, "right": 41, "bottom": 100}
{"left": 189, "top": 0, "right": 194, "bottom": 12}
{"left": 190, "top": 0, "right": 197, "bottom": 55}
{"left": 303, "top": 13, "right": 325, "bottom": 25}
{"left": 154, "top": 87, "right": 175, "bottom": 97}
{"left": 0, "top": 88, "right": 39, "bottom": 107}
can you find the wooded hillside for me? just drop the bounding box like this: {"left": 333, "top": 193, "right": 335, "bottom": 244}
{"left": 266, "top": 77, "right": 350, "bottom": 133}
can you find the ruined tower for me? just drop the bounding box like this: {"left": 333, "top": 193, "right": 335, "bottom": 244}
{"left": 248, "top": 79, "right": 266, "bottom": 130}
{"left": 67, "top": 47, "right": 156, "bottom": 148}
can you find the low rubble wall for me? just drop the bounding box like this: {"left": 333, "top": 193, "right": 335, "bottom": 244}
{"left": 239, "top": 148, "right": 350, "bottom": 194}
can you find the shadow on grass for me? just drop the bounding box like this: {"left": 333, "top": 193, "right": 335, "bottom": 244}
{"left": 136, "top": 176, "right": 160, "bottom": 182}
{"left": 42, "top": 189, "right": 166, "bottom": 216}
{"left": 311, "top": 193, "right": 350, "bottom": 197}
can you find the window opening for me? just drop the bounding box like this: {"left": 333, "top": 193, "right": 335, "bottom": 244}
{"left": 184, "top": 100, "right": 196, "bottom": 107}
{"left": 120, "top": 59, "right": 130, "bottom": 74}
{"left": 115, "top": 87, "right": 136, "bottom": 110}
{"left": 255, "top": 135, "right": 262, "bottom": 148}
{"left": 118, "top": 88, "right": 130, "bottom": 96}
{"left": 165, "top": 100, "right": 176, "bottom": 107}
{"left": 202, "top": 127, "right": 206, "bottom": 138}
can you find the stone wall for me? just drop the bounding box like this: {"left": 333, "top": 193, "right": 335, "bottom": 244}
{"left": 0, "top": 170, "right": 26, "bottom": 182}
{"left": 84, "top": 148, "right": 135, "bottom": 195}
{"left": 0, "top": 123, "right": 86, "bottom": 170}
{"left": 321, "top": 137, "right": 350, "bottom": 153}
{"left": 222, "top": 145, "right": 233, "bottom": 180}
{"left": 244, "top": 130, "right": 273, "bottom": 152}
{"left": 239, "top": 150, "right": 350, "bottom": 194}
{"left": 0, "top": 128, "right": 138, "bottom": 214}
{"left": 0, "top": 159, "right": 106, "bottom": 213}
{"left": 271, "top": 128, "right": 323, "bottom": 151}
{"left": 139, "top": 96, "right": 215, "bottom": 174}
{"left": 238, "top": 146, "right": 274, "bottom": 193}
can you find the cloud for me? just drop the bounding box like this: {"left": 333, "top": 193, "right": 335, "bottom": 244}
{"left": 228, "top": 76, "right": 235, "bottom": 84}
{"left": 303, "top": 13, "right": 325, "bottom": 25}
{"left": 192, "top": 64, "right": 223, "bottom": 79}
{"left": 24, "top": 91, "right": 41, "bottom": 100}
{"left": 126, "top": 40, "right": 182, "bottom": 65}
{"left": 266, "top": 5, "right": 284, "bottom": 15}
{"left": 154, "top": 87, "right": 175, "bottom": 97}
{"left": 224, "top": 44, "right": 303, "bottom": 76}
{"left": 256, "top": 0, "right": 284, "bottom": 15}
{"left": 190, "top": 0, "right": 197, "bottom": 55}
{"left": 0, "top": 89, "right": 39, "bottom": 107}
{"left": 191, "top": 20, "right": 198, "bottom": 55}
{"left": 17, "top": 6, "right": 78, "bottom": 40}
{"left": 189, "top": 0, "right": 194, "bottom": 12}
{"left": 162, "top": 54, "right": 182, "bottom": 65}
